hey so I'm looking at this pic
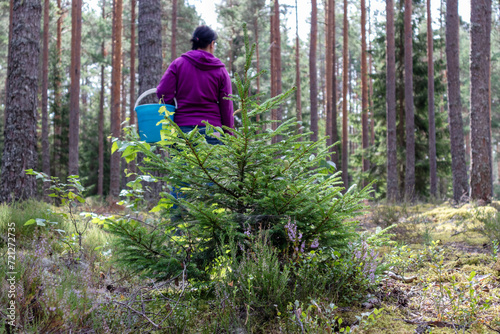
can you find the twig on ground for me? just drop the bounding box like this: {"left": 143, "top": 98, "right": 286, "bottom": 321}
{"left": 385, "top": 271, "right": 417, "bottom": 283}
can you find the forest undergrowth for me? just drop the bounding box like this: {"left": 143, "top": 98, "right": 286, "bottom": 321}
{"left": 1, "top": 199, "right": 500, "bottom": 333}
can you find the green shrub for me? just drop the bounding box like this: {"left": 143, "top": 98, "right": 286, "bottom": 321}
{"left": 106, "top": 24, "right": 371, "bottom": 283}
{"left": 474, "top": 209, "right": 500, "bottom": 245}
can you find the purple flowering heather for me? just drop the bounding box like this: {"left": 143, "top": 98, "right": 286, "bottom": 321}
{"left": 311, "top": 238, "right": 319, "bottom": 249}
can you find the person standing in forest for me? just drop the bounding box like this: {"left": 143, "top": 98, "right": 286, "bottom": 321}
{"left": 156, "top": 25, "right": 234, "bottom": 143}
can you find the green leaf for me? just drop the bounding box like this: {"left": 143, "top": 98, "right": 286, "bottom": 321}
{"left": 111, "top": 141, "right": 119, "bottom": 154}
{"left": 24, "top": 219, "right": 36, "bottom": 226}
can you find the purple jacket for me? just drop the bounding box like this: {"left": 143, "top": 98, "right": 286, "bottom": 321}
{"left": 156, "top": 50, "right": 234, "bottom": 132}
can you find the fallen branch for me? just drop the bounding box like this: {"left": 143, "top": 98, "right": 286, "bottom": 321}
{"left": 395, "top": 318, "right": 469, "bottom": 330}
{"left": 385, "top": 271, "right": 417, "bottom": 283}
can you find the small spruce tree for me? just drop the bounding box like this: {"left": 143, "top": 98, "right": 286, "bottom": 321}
{"left": 106, "top": 24, "right": 371, "bottom": 282}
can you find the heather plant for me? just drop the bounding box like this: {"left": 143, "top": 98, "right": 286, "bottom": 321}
{"left": 108, "top": 23, "right": 371, "bottom": 282}
{"left": 214, "top": 231, "right": 291, "bottom": 324}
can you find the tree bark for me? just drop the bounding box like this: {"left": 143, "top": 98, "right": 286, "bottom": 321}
{"left": 470, "top": 0, "right": 492, "bottom": 202}
{"left": 325, "top": 0, "right": 333, "bottom": 152}
{"left": 0, "top": 0, "right": 41, "bottom": 203}
{"left": 309, "top": 0, "right": 318, "bottom": 142}
{"left": 446, "top": 0, "right": 468, "bottom": 202}
{"left": 271, "top": 0, "right": 282, "bottom": 144}
{"left": 69, "top": 0, "right": 82, "bottom": 176}
{"left": 427, "top": 0, "right": 437, "bottom": 197}
{"left": 386, "top": 0, "right": 398, "bottom": 202}
{"left": 53, "top": 0, "right": 63, "bottom": 179}
{"left": 171, "top": 0, "right": 177, "bottom": 62}
{"left": 138, "top": 0, "right": 163, "bottom": 201}
{"left": 342, "top": 0, "right": 348, "bottom": 188}
{"left": 295, "top": 0, "right": 302, "bottom": 137}
{"left": 368, "top": 0, "right": 375, "bottom": 146}
{"left": 41, "top": 0, "right": 50, "bottom": 181}
{"left": 4, "top": 0, "right": 13, "bottom": 125}
{"left": 404, "top": 0, "right": 415, "bottom": 201}
{"left": 110, "top": 0, "right": 123, "bottom": 198}
{"left": 129, "top": 0, "right": 136, "bottom": 175}
{"left": 361, "top": 0, "right": 369, "bottom": 185}
{"left": 254, "top": 15, "right": 261, "bottom": 123}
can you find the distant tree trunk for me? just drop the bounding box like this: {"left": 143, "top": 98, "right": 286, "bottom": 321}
{"left": 427, "top": 0, "right": 437, "bottom": 197}
{"left": 325, "top": 0, "right": 333, "bottom": 153}
{"left": 98, "top": 63, "right": 105, "bottom": 195}
{"left": 342, "top": 0, "right": 348, "bottom": 188}
{"left": 386, "top": 0, "right": 398, "bottom": 202}
{"left": 138, "top": 0, "right": 163, "bottom": 201}
{"left": 404, "top": 0, "right": 415, "bottom": 201}
{"left": 254, "top": 15, "right": 261, "bottom": 123}
{"left": 397, "top": 0, "right": 405, "bottom": 197}
{"left": 446, "top": 0, "right": 468, "bottom": 202}
{"left": 41, "top": 0, "right": 50, "bottom": 181}
{"left": 110, "top": 0, "right": 123, "bottom": 198}
{"left": 361, "top": 0, "right": 369, "bottom": 185}
{"left": 309, "top": 0, "right": 318, "bottom": 142}
{"left": 0, "top": 0, "right": 41, "bottom": 203}
{"left": 295, "top": 0, "right": 302, "bottom": 137}
{"left": 68, "top": 0, "right": 82, "bottom": 176}
{"left": 129, "top": 0, "right": 136, "bottom": 175}
{"left": 368, "top": 0, "right": 375, "bottom": 146}
{"left": 171, "top": 0, "right": 177, "bottom": 61}
{"left": 271, "top": 0, "right": 282, "bottom": 144}
{"left": 470, "top": 0, "right": 492, "bottom": 202}
{"left": 98, "top": 0, "right": 106, "bottom": 197}
{"left": 53, "top": 0, "right": 63, "bottom": 178}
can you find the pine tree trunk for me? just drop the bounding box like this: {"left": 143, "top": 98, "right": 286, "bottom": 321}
{"left": 446, "top": 0, "right": 468, "bottom": 202}
{"left": 427, "top": 0, "right": 437, "bottom": 197}
{"left": 397, "top": 0, "right": 405, "bottom": 197}
{"left": 138, "top": 0, "right": 162, "bottom": 201}
{"left": 110, "top": 0, "right": 123, "bottom": 198}
{"left": 404, "top": 0, "right": 415, "bottom": 201}
{"left": 129, "top": 0, "right": 136, "bottom": 175}
{"left": 386, "top": 0, "right": 398, "bottom": 202}
{"left": 254, "top": 15, "right": 261, "bottom": 123}
{"left": 41, "top": 0, "right": 50, "bottom": 181}
{"left": 68, "top": 0, "right": 82, "bottom": 177}
{"left": 295, "top": 0, "right": 302, "bottom": 137}
{"left": 53, "top": 0, "right": 63, "bottom": 179}
{"left": 361, "top": 0, "right": 369, "bottom": 184}
{"left": 4, "top": 0, "right": 13, "bottom": 125}
{"left": 470, "top": 0, "right": 492, "bottom": 202}
{"left": 368, "top": 0, "right": 375, "bottom": 146}
{"left": 271, "top": 0, "right": 282, "bottom": 143}
{"left": 171, "top": 0, "right": 177, "bottom": 62}
{"left": 309, "top": 0, "right": 318, "bottom": 142}
{"left": 342, "top": 0, "right": 349, "bottom": 188}
{"left": 325, "top": 0, "right": 333, "bottom": 152}
{"left": 331, "top": 0, "right": 338, "bottom": 166}
{"left": 120, "top": 68, "right": 127, "bottom": 190}
{"left": 0, "top": 0, "right": 41, "bottom": 203}
{"left": 98, "top": 0, "right": 106, "bottom": 197}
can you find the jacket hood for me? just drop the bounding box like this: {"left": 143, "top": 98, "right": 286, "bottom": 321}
{"left": 181, "top": 50, "right": 225, "bottom": 70}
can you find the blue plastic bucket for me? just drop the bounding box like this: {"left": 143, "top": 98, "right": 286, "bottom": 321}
{"left": 134, "top": 88, "right": 177, "bottom": 143}
{"left": 135, "top": 104, "right": 175, "bottom": 142}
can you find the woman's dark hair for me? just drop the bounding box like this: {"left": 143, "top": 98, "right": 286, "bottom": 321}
{"left": 191, "top": 25, "right": 218, "bottom": 50}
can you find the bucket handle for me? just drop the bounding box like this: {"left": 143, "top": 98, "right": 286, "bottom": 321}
{"left": 134, "top": 88, "right": 177, "bottom": 110}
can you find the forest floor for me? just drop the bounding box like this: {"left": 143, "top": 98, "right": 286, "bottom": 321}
{"left": 1, "top": 199, "right": 500, "bottom": 333}
{"left": 344, "top": 201, "right": 500, "bottom": 334}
